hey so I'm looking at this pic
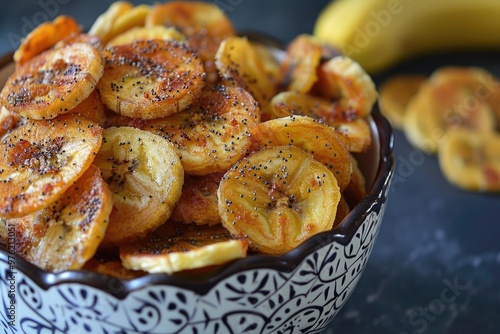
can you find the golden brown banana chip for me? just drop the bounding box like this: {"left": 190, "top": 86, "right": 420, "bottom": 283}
{"left": 270, "top": 91, "right": 372, "bottom": 152}
{"left": 333, "top": 196, "right": 350, "bottom": 229}
{"left": 93, "top": 127, "right": 184, "bottom": 246}
{"left": 249, "top": 115, "right": 351, "bottom": 192}
{"left": 312, "top": 56, "right": 378, "bottom": 118}
{"left": 438, "top": 128, "right": 500, "bottom": 192}
{"left": 83, "top": 258, "right": 146, "bottom": 280}
{"left": 0, "top": 106, "right": 23, "bottom": 138}
{"left": 1, "top": 42, "right": 104, "bottom": 120}
{"left": 343, "top": 153, "right": 367, "bottom": 208}
{"left": 120, "top": 222, "right": 248, "bottom": 274}
{"left": 140, "top": 84, "right": 260, "bottom": 175}
{"left": 279, "top": 34, "right": 322, "bottom": 94}
{"left": 97, "top": 39, "right": 205, "bottom": 119}
{"left": 106, "top": 26, "right": 185, "bottom": 47}
{"left": 146, "top": 1, "right": 235, "bottom": 82}
{"left": 218, "top": 145, "right": 341, "bottom": 255}
{"left": 68, "top": 89, "right": 106, "bottom": 126}
{"left": 215, "top": 36, "right": 277, "bottom": 117}
{"left": 14, "top": 15, "right": 82, "bottom": 67}
{"left": 378, "top": 75, "right": 426, "bottom": 130}
{"left": 0, "top": 114, "right": 102, "bottom": 218}
{"left": 404, "top": 76, "right": 496, "bottom": 153}
{"left": 54, "top": 33, "right": 103, "bottom": 52}
{"left": 88, "top": 1, "right": 134, "bottom": 45}
{"left": 170, "top": 174, "right": 222, "bottom": 226}
{"left": 0, "top": 165, "right": 112, "bottom": 272}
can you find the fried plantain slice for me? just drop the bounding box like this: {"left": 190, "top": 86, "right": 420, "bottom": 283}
{"left": 218, "top": 145, "right": 340, "bottom": 255}
{"left": 0, "top": 114, "right": 102, "bottom": 218}
{"left": 0, "top": 165, "right": 112, "bottom": 272}
{"left": 97, "top": 39, "right": 205, "bottom": 119}
{"left": 120, "top": 222, "right": 248, "bottom": 274}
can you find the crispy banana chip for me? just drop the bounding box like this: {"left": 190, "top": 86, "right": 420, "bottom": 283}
{"left": 55, "top": 33, "right": 103, "bottom": 52}
{"left": 146, "top": 1, "right": 235, "bottom": 82}
{"left": 438, "top": 128, "right": 500, "bottom": 192}
{"left": 312, "top": 56, "right": 378, "bottom": 118}
{"left": 215, "top": 36, "right": 277, "bottom": 116}
{"left": 333, "top": 196, "right": 350, "bottom": 229}
{"left": 218, "top": 145, "right": 340, "bottom": 254}
{"left": 249, "top": 115, "right": 351, "bottom": 191}
{"left": 270, "top": 91, "right": 372, "bottom": 152}
{"left": 170, "top": 174, "right": 222, "bottom": 226}
{"left": 106, "top": 25, "right": 185, "bottom": 47}
{"left": 404, "top": 76, "right": 497, "bottom": 154}
{"left": 140, "top": 84, "right": 260, "bottom": 175}
{"left": 14, "top": 15, "right": 82, "bottom": 67}
{"left": 279, "top": 34, "right": 322, "bottom": 94}
{"left": 378, "top": 75, "right": 426, "bottom": 130}
{"left": 343, "top": 153, "right": 367, "bottom": 208}
{"left": 0, "top": 106, "right": 22, "bottom": 138}
{"left": 98, "top": 39, "right": 205, "bottom": 119}
{"left": 88, "top": 1, "right": 134, "bottom": 45}
{"left": 120, "top": 222, "right": 248, "bottom": 274}
{"left": 83, "top": 258, "right": 146, "bottom": 280}
{"left": 0, "top": 165, "right": 112, "bottom": 272}
{"left": 68, "top": 89, "right": 106, "bottom": 126}
{"left": 1, "top": 42, "right": 104, "bottom": 120}
{"left": 93, "top": 127, "right": 184, "bottom": 246}
{"left": 0, "top": 115, "right": 102, "bottom": 218}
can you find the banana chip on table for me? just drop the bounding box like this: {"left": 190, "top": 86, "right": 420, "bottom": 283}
{"left": 120, "top": 222, "right": 248, "bottom": 274}
{"left": 14, "top": 15, "right": 82, "bottom": 67}
{"left": 93, "top": 127, "right": 184, "bottom": 246}
{"left": 378, "top": 75, "right": 426, "bottom": 130}
{"left": 218, "top": 145, "right": 341, "bottom": 255}
{"left": 98, "top": 39, "right": 205, "bottom": 119}
{"left": 139, "top": 84, "right": 260, "bottom": 175}
{"left": 0, "top": 115, "right": 102, "bottom": 218}
{"left": 438, "top": 128, "right": 500, "bottom": 192}
{"left": 0, "top": 165, "right": 112, "bottom": 272}
{"left": 249, "top": 115, "right": 351, "bottom": 192}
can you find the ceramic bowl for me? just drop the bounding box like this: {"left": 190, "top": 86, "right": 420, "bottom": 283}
{"left": 0, "top": 50, "right": 395, "bottom": 333}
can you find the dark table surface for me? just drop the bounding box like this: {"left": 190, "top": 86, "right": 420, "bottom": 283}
{"left": 1, "top": 1, "right": 499, "bottom": 333}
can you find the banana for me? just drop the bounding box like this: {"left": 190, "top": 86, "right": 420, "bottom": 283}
{"left": 120, "top": 222, "right": 248, "bottom": 274}
{"left": 218, "top": 145, "right": 341, "bottom": 255}
{"left": 106, "top": 26, "right": 185, "bottom": 47}
{"left": 1, "top": 42, "right": 104, "bottom": 120}
{"left": 343, "top": 153, "right": 367, "bottom": 208}
{"left": 68, "top": 89, "right": 106, "bottom": 126}
{"left": 97, "top": 39, "right": 205, "bottom": 119}
{"left": 438, "top": 128, "right": 500, "bottom": 192}
{"left": 55, "top": 33, "right": 103, "bottom": 52}
{"left": 14, "top": 15, "right": 82, "bottom": 67}
{"left": 0, "top": 114, "right": 102, "bottom": 218}
{"left": 0, "top": 165, "right": 112, "bottom": 272}
{"left": 83, "top": 258, "right": 146, "bottom": 279}
{"left": 280, "top": 34, "right": 323, "bottom": 94}
{"left": 93, "top": 126, "right": 184, "bottom": 246}
{"left": 170, "top": 173, "right": 222, "bottom": 226}
{"left": 146, "top": 1, "right": 235, "bottom": 82}
{"left": 269, "top": 91, "right": 372, "bottom": 153}
{"left": 139, "top": 83, "right": 260, "bottom": 175}
{"left": 403, "top": 67, "right": 497, "bottom": 154}
{"left": 378, "top": 75, "right": 426, "bottom": 130}
{"left": 215, "top": 36, "right": 277, "bottom": 117}
{"left": 249, "top": 115, "right": 351, "bottom": 192}
{"left": 314, "top": 0, "right": 500, "bottom": 74}
{"left": 333, "top": 196, "right": 350, "bottom": 229}
{"left": 0, "top": 106, "right": 23, "bottom": 138}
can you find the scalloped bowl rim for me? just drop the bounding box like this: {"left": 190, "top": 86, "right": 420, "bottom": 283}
{"left": 0, "top": 50, "right": 395, "bottom": 298}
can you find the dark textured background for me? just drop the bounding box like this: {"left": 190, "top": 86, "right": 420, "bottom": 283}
{"left": 1, "top": 1, "right": 499, "bottom": 333}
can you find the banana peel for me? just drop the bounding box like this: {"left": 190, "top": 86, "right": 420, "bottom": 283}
{"left": 314, "top": 0, "right": 500, "bottom": 73}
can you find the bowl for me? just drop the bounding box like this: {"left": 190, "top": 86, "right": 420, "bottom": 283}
{"left": 0, "top": 48, "right": 395, "bottom": 333}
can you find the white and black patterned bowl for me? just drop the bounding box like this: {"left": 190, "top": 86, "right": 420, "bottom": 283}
{"left": 0, "top": 49, "right": 395, "bottom": 334}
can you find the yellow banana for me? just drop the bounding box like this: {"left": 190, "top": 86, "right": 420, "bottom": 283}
{"left": 314, "top": 0, "right": 500, "bottom": 73}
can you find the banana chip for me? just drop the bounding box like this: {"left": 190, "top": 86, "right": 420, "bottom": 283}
{"left": 120, "top": 222, "right": 248, "bottom": 274}
{"left": 106, "top": 25, "right": 185, "bottom": 47}
{"left": 98, "top": 39, "right": 205, "bottom": 119}
{"left": 93, "top": 127, "right": 184, "bottom": 246}
{"left": 0, "top": 115, "right": 102, "bottom": 218}
{"left": 0, "top": 165, "right": 112, "bottom": 272}
{"left": 14, "top": 15, "right": 82, "bottom": 67}
{"left": 218, "top": 145, "right": 341, "bottom": 254}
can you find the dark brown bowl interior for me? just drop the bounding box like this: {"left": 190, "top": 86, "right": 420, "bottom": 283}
{"left": 0, "top": 50, "right": 395, "bottom": 298}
